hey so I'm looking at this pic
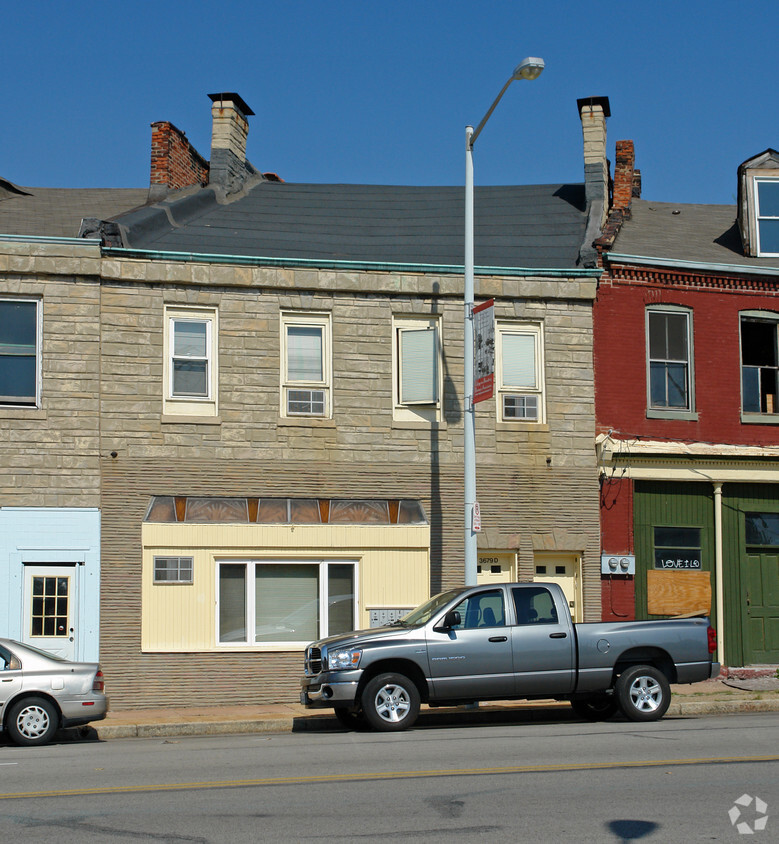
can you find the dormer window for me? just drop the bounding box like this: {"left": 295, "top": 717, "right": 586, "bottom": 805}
{"left": 736, "top": 149, "right": 779, "bottom": 258}
{"left": 755, "top": 179, "right": 779, "bottom": 255}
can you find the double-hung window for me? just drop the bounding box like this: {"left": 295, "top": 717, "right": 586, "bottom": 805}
{"left": 741, "top": 312, "right": 779, "bottom": 417}
{"left": 393, "top": 316, "right": 441, "bottom": 422}
{"left": 0, "top": 298, "right": 40, "bottom": 407}
{"left": 281, "top": 312, "right": 331, "bottom": 418}
{"left": 647, "top": 307, "right": 694, "bottom": 415}
{"left": 755, "top": 179, "right": 779, "bottom": 256}
{"left": 496, "top": 322, "right": 544, "bottom": 423}
{"left": 217, "top": 559, "right": 356, "bottom": 646}
{"left": 163, "top": 306, "right": 218, "bottom": 417}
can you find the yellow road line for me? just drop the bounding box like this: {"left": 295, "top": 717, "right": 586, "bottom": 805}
{"left": 2, "top": 755, "right": 778, "bottom": 801}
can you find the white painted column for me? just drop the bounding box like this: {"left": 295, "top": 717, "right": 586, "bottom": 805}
{"left": 713, "top": 483, "right": 725, "bottom": 666}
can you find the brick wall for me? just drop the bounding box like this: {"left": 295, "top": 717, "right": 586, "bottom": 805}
{"left": 594, "top": 272, "right": 779, "bottom": 446}
{"left": 150, "top": 122, "right": 209, "bottom": 191}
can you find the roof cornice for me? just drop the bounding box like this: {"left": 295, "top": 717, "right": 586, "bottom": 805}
{"left": 607, "top": 252, "right": 779, "bottom": 278}
{"left": 102, "top": 246, "right": 602, "bottom": 278}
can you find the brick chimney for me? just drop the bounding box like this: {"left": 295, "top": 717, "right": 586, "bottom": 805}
{"left": 208, "top": 92, "right": 256, "bottom": 194}
{"left": 612, "top": 140, "right": 641, "bottom": 214}
{"left": 149, "top": 122, "right": 209, "bottom": 201}
{"left": 577, "top": 96, "right": 611, "bottom": 230}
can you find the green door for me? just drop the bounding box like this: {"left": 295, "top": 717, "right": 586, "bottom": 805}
{"left": 742, "top": 551, "right": 779, "bottom": 663}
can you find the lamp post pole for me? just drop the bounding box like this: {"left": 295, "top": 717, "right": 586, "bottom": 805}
{"left": 464, "top": 57, "right": 545, "bottom": 586}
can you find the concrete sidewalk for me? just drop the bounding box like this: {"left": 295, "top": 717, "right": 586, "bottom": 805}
{"left": 92, "top": 676, "right": 779, "bottom": 740}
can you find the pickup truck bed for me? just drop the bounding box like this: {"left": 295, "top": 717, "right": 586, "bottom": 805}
{"left": 300, "top": 582, "right": 719, "bottom": 731}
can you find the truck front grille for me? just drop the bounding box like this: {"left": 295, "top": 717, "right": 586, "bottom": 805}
{"left": 306, "top": 646, "right": 322, "bottom": 674}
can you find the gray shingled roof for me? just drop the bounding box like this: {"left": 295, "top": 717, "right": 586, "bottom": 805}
{"left": 0, "top": 179, "right": 149, "bottom": 239}
{"left": 612, "top": 198, "right": 779, "bottom": 270}
{"left": 115, "top": 180, "right": 589, "bottom": 269}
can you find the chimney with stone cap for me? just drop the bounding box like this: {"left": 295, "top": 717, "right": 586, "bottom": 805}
{"left": 208, "top": 92, "right": 256, "bottom": 194}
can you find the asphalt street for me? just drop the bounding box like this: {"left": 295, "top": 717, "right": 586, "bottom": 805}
{"left": 1, "top": 711, "right": 777, "bottom": 842}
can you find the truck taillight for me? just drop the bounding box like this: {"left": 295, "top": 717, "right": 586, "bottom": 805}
{"left": 707, "top": 627, "right": 717, "bottom": 654}
{"left": 92, "top": 669, "right": 105, "bottom": 693}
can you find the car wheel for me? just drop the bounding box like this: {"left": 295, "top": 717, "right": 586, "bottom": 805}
{"left": 361, "top": 673, "right": 420, "bottom": 732}
{"left": 615, "top": 665, "right": 671, "bottom": 722}
{"left": 6, "top": 696, "right": 59, "bottom": 746}
{"left": 333, "top": 707, "right": 367, "bottom": 730}
{"left": 570, "top": 695, "right": 620, "bottom": 721}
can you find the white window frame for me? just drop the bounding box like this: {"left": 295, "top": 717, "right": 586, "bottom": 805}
{"left": 496, "top": 322, "right": 545, "bottom": 423}
{"left": 215, "top": 558, "right": 358, "bottom": 649}
{"left": 646, "top": 305, "right": 695, "bottom": 418}
{"left": 0, "top": 297, "right": 41, "bottom": 408}
{"left": 392, "top": 315, "right": 442, "bottom": 423}
{"left": 754, "top": 178, "right": 779, "bottom": 257}
{"left": 280, "top": 312, "right": 331, "bottom": 419}
{"left": 163, "top": 306, "right": 218, "bottom": 417}
{"left": 153, "top": 556, "right": 194, "bottom": 584}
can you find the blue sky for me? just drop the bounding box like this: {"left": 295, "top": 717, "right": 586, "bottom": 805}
{"left": 2, "top": 1, "right": 776, "bottom": 204}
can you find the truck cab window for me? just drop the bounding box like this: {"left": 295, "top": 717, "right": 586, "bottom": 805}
{"left": 513, "top": 586, "right": 559, "bottom": 625}
{"left": 449, "top": 590, "right": 505, "bottom": 629}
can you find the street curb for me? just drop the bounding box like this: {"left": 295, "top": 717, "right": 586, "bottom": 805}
{"left": 94, "top": 698, "right": 779, "bottom": 740}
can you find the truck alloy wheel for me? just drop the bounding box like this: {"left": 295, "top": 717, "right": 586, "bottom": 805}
{"left": 7, "top": 696, "right": 59, "bottom": 746}
{"left": 361, "top": 672, "right": 420, "bottom": 731}
{"left": 615, "top": 665, "right": 671, "bottom": 722}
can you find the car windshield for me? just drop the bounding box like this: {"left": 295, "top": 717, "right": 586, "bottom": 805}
{"left": 398, "top": 588, "right": 462, "bottom": 626}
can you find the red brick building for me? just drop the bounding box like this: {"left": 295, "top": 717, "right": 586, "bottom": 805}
{"left": 594, "top": 147, "right": 779, "bottom": 668}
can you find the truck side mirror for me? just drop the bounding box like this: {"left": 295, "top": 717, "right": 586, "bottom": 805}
{"left": 435, "top": 610, "right": 461, "bottom": 631}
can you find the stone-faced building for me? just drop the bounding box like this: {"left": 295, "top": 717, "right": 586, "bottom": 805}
{"left": 2, "top": 93, "right": 610, "bottom": 707}
{"left": 595, "top": 145, "right": 779, "bottom": 668}
{"left": 0, "top": 178, "right": 147, "bottom": 662}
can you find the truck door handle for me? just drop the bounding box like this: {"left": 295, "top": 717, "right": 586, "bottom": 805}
{"left": 549, "top": 632, "right": 567, "bottom": 639}
{"left": 488, "top": 636, "right": 508, "bottom": 642}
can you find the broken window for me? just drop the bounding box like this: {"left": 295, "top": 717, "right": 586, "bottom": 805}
{"left": 741, "top": 317, "right": 779, "bottom": 414}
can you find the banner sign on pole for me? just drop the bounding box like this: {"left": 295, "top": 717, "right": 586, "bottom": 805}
{"left": 473, "top": 299, "right": 495, "bottom": 404}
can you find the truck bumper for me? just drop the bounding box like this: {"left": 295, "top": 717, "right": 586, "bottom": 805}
{"left": 709, "top": 662, "right": 721, "bottom": 679}
{"left": 300, "top": 671, "right": 361, "bottom": 708}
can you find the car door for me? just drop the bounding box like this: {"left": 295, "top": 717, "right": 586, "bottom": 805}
{"left": 426, "top": 588, "right": 514, "bottom": 700}
{"left": 510, "top": 585, "right": 575, "bottom": 696}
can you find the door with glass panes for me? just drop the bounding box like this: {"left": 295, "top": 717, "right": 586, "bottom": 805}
{"left": 22, "top": 565, "right": 77, "bottom": 660}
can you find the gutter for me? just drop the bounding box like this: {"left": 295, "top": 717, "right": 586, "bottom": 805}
{"left": 607, "top": 252, "right": 779, "bottom": 278}
{"left": 0, "top": 233, "right": 102, "bottom": 246}
{"left": 102, "top": 247, "right": 602, "bottom": 279}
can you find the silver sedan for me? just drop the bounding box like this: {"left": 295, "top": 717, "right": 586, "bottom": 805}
{"left": 0, "top": 638, "right": 107, "bottom": 746}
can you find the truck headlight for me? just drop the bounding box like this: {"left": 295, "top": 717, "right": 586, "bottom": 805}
{"left": 327, "top": 648, "right": 362, "bottom": 670}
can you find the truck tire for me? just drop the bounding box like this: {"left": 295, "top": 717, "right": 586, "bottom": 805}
{"left": 6, "top": 696, "right": 59, "bottom": 746}
{"left": 334, "top": 707, "right": 367, "bottom": 730}
{"left": 615, "top": 665, "right": 671, "bottom": 721}
{"left": 570, "top": 695, "right": 619, "bottom": 721}
{"left": 361, "top": 672, "right": 420, "bottom": 731}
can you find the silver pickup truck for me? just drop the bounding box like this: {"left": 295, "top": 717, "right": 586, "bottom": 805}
{"left": 300, "top": 582, "right": 719, "bottom": 731}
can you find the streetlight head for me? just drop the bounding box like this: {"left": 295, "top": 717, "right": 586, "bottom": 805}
{"left": 513, "top": 57, "right": 545, "bottom": 81}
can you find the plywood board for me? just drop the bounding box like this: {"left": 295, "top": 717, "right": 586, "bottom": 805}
{"left": 647, "top": 570, "right": 712, "bottom": 616}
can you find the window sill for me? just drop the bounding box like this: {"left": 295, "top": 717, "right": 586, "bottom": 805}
{"left": 646, "top": 409, "right": 698, "bottom": 421}
{"left": 495, "top": 421, "right": 550, "bottom": 432}
{"left": 278, "top": 416, "right": 336, "bottom": 428}
{"left": 391, "top": 419, "right": 447, "bottom": 430}
{"left": 161, "top": 415, "right": 222, "bottom": 426}
{"left": 0, "top": 406, "right": 45, "bottom": 419}
{"left": 741, "top": 411, "right": 779, "bottom": 425}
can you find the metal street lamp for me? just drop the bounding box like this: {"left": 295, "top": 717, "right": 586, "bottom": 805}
{"left": 464, "top": 57, "right": 544, "bottom": 586}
